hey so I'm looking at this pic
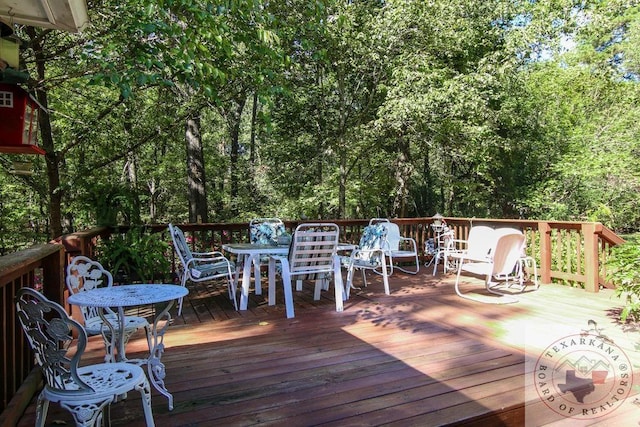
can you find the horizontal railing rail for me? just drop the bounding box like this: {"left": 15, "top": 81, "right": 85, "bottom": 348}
{"left": 0, "top": 216, "right": 624, "bottom": 420}
{"left": 0, "top": 244, "right": 64, "bottom": 426}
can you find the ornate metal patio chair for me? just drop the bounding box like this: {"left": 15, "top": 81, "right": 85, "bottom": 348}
{"left": 65, "top": 256, "right": 151, "bottom": 362}
{"left": 454, "top": 232, "right": 526, "bottom": 304}
{"left": 268, "top": 223, "right": 344, "bottom": 318}
{"left": 15, "top": 287, "right": 155, "bottom": 427}
{"left": 343, "top": 223, "right": 390, "bottom": 298}
{"left": 369, "top": 218, "right": 420, "bottom": 275}
{"left": 249, "top": 217, "right": 287, "bottom": 294}
{"left": 168, "top": 223, "right": 237, "bottom": 315}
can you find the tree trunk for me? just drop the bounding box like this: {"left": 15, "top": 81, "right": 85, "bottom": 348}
{"left": 392, "top": 135, "right": 413, "bottom": 218}
{"left": 226, "top": 96, "right": 247, "bottom": 216}
{"left": 123, "top": 109, "right": 140, "bottom": 225}
{"left": 338, "top": 138, "right": 346, "bottom": 219}
{"left": 250, "top": 91, "right": 258, "bottom": 165}
{"left": 28, "top": 28, "right": 62, "bottom": 239}
{"left": 186, "top": 114, "right": 208, "bottom": 223}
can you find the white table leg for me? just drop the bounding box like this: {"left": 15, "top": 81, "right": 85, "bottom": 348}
{"left": 254, "top": 257, "right": 262, "bottom": 295}
{"left": 147, "top": 299, "right": 177, "bottom": 410}
{"left": 240, "top": 254, "right": 257, "bottom": 310}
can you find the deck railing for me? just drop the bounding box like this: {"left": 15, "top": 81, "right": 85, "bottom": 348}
{"left": 0, "top": 216, "right": 625, "bottom": 422}
{"left": 0, "top": 244, "right": 64, "bottom": 426}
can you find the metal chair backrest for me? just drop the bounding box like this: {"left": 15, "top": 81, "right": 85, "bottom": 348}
{"left": 65, "top": 255, "right": 116, "bottom": 325}
{"left": 169, "top": 223, "right": 195, "bottom": 268}
{"left": 288, "top": 223, "right": 339, "bottom": 279}
{"left": 491, "top": 233, "right": 526, "bottom": 277}
{"left": 464, "top": 225, "right": 497, "bottom": 259}
{"left": 15, "top": 287, "right": 91, "bottom": 392}
{"left": 369, "top": 218, "right": 401, "bottom": 252}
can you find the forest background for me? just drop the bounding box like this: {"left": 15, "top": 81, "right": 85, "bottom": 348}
{"left": 2, "top": 0, "right": 640, "bottom": 254}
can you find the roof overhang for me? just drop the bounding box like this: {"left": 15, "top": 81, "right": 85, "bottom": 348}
{"left": 0, "top": 0, "right": 89, "bottom": 33}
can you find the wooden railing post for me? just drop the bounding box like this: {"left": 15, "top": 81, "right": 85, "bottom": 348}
{"left": 539, "top": 221, "right": 552, "bottom": 284}
{"left": 41, "top": 245, "right": 65, "bottom": 304}
{"left": 582, "top": 222, "right": 601, "bottom": 293}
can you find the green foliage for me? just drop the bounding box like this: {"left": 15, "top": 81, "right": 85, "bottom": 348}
{"left": 5, "top": 0, "right": 640, "bottom": 247}
{"left": 97, "top": 227, "right": 171, "bottom": 283}
{"left": 607, "top": 240, "right": 640, "bottom": 323}
{"left": 0, "top": 167, "right": 49, "bottom": 253}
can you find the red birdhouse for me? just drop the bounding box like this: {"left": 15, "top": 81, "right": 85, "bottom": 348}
{"left": 0, "top": 82, "right": 44, "bottom": 155}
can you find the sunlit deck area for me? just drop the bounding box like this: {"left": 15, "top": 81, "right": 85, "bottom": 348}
{"left": 15, "top": 266, "right": 640, "bottom": 426}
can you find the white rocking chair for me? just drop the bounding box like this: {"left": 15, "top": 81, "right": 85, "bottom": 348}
{"left": 454, "top": 232, "right": 526, "bottom": 304}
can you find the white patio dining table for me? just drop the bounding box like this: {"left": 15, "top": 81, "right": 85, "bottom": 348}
{"left": 67, "top": 283, "right": 188, "bottom": 410}
{"left": 223, "top": 242, "right": 357, "bottom": 311}
{"left": 222, "top": 243, "right": 289, "bottom": 310}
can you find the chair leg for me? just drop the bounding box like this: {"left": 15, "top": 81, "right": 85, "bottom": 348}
{"left": 177, "top": 273, "right": 188, "bottom": 316}
{"left": 35, "top": 392, "right": 48, "bottom": 427}
{"left": 393, "top": 254, "right": 420, "bottom": 275}
{"left": 144, "top": 324, "right": 152, "bottom": 355}
{"left": 432, "top": 251, "right": 441, "bottom": 275}
{"left": 345, "top": 266, "right": 355, "bottom": 299}
{"left": 135, "top": 376, "right": 155, "bottom": 427}
{"left": 381, "top": 257, "right": 390, "bottom": 295}
{"left": 228, "top": 276, "right": 238, "bottom": 310}
{"left": 333, "top": 256, "right": 345, "bottom": 312}
{"left": 313, "top": 279, "right": 322, "bottom": 300}
{"left": 277, "top": 259, "right": 295, "bottom": 318}
{"left": 268, "top": 257, "right": 277, "bottom": 306}
{"left": 253, "top": 259, "right": 262, "bottom": 295}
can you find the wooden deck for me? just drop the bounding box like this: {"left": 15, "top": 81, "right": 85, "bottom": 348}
{"left": 16, "top": 266, "right": 640, "bottom": 426}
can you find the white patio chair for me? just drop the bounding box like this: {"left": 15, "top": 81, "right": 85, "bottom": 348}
{"left": 268, "top": 223, "right": 344, "bottom": 318}
{"left": 343, "top": 223, "right": 390, "bottom": 298}
{"left": 15, "top": 287, "right": 155, "bottom": 427}
{"left": 65, "top": 256, "right": 151, "bottom": 363}
{"left": 369, "top": 218, "right": 419, "bottom": 275}
{"left": 492, "top": 227, "right": 539, "bottom": 291}
{"left": 454, "top": 233, "right": 526, "bottom": 304}
{"left": 448, "top": 225, "right": 496, "bottom": 264}
{"left": 168, "top": 223, "right": 237, "bottom": 315}
{"left": 249, "top": 217, "right": 287, "bottom": 294}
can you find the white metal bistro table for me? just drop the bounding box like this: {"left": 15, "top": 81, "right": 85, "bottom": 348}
{"left": 222, "top": 243, "right": 289, "bottom": 310}
{"left": 68, "top": 284, "right": 188, "bottom": 410}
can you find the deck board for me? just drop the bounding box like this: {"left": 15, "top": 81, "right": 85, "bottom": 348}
{"left": 15, "top": 267, "right": 640, "bottom": 426}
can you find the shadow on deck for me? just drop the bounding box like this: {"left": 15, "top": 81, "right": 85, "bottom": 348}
{"left": 16, "top": 266, "right": 640, "bottom": 426}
